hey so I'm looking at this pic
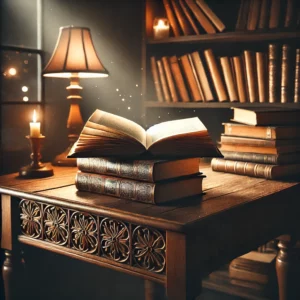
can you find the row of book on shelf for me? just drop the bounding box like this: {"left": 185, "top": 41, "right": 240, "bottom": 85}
{"left": 212, "top": 107, "right": 300, "bottom": 179}
{"left": 161, "top": 0, "right": 298, "bottom": 37}
{"left": 150, "top": 43, "right": 300, "bottom": 103}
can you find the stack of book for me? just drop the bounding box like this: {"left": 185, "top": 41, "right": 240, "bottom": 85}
{"left": 212, "top": 107, "right": 300, "bottom": 179}
{"left": 69, "top": 109, "right": 221, "bottom": 204}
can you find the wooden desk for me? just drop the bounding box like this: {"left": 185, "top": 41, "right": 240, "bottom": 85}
{"left": 0, "top": 163, "right": 300, "bottom": 300}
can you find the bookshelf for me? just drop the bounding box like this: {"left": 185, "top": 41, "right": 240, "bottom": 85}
{"left": 141, "top": 0, "right": 300, "bottom": 123}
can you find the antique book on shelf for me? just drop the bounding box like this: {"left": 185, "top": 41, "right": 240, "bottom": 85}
{"left": 236, "top": 0, "right": 250, "bottom": 30}
{"left": 163, "top": 0, "right": 181, "bottom": 36}
{"left": 269, "top": 44, "right": 280, "bottom": 103}
{"left": 232, "top": 56, "right": 247, "bottom": 103}
{"left": 258, "top": 0, "right": 271, "bottom": 29}
{"left": 150, "top": 57, "right": 164, "bottom": 103}
{"left": 169, "top": 55, "right": 190, "bottom": 102}
{"left": 171, "top": 0, "right": 193, "bottom": 35}
{"left": 244, "top": 50, "right": 258, "bottom": 103}
{"left": 180, "top": 54, "right": 203, "bottom": 101}
{"left": 188, "top": 53, "right": 205, "bottom": 100}
{"left": 247, "top": 0, "right": 261, "bottom": 30}
{"left": 157, "top": 59, "right": 171, "bottom": 102}
{"left": 220, "top": 56, "right": 238, "bottom": 102}
{"left": 284, "top": 0, "right": 297, "bottom": 28}
{"left": 269, "top": 0, "right": 281, "bottom": 28}
{"left": 294, "top": 49, "right": 300, "bottom": 103}
{"left": 195, "top": 0, "right": 226, "bottom": 32}
{"left": 280, "top": 44, "right": 293, "bottom": 103}
{"left": 77, "top": 157, "right": 200, "bottom": 182}
{"left": 204, "top": 49, "right": 228, "bottom": 102}
{"left": 68, "top": 109, "right": 221, "bottom": 158}
{"left": 191, "top": 51, "right": 214, "bottom": 101}
{"left": 75, "top": 172, "right": 205, "bottom": 204}
{"left": 220, "top": 151, "right": 300, "bottom": 165}
{"left": 162, "top": 56, "right": 179, "bottom": 102}
{"left": 211, "top": 158, "right": 300, "bottom": 179}
{"left": 185, "top": 0, "right": 216, "bottom": 34}
{"left": 179, "top": 0, "right": 200, "bottom": 35}
{"left": 223, "top": 123, "right": 300, "bottom": 140}
{"left": 231, "top": 107, "right": 300, "bottom": 126}
{"left": 256, "top": 52, "right": 267, "bottom": 103}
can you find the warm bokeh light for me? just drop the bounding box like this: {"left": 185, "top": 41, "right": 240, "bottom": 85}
{"left": 22, "top": 86, "right": 29, "bottom": 92}
{"left": 8, "top": 67, "right": 17, "bottom": 76}
{"left": 23, "top": 96, "right": 29, "bottom": 102}
{"left": 32, "top": 109, "right": 37, "bottom": 122}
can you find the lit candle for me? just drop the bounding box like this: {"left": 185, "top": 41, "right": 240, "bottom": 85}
{"left": 153, "top": 18, "right": 170, "bottom": 40}
{"left": 30, "top": 110, "right": 41, "bottom": 137}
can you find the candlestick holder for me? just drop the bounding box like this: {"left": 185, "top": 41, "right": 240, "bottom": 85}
{"left": 19, "top": 135, "right": 54, "bottom": 178}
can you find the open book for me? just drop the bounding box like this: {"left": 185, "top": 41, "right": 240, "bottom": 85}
{"left": 68, "top": 109, "right": 221, "bottom": 158}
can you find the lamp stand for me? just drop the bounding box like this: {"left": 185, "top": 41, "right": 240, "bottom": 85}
{"left": 52, "top": 74, "right": 84, "bottom": 166}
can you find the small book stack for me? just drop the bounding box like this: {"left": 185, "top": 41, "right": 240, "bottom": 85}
{"left": 212, "top": 107, "right": 300, "bottom": 179}
{"left": 69, "top": 109, "right": 221, "bottom": 204}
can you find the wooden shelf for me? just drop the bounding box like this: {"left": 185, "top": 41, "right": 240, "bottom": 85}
{"left": 144, "top": 101, "right": 300, "bottom": 109}
{"left": 147, "top": 30, "right": 300, "bottom": 46}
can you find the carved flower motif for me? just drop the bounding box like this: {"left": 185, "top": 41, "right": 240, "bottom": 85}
{"left": 133, "top": 226, "right": 166, "bottom": 273}
{"left": 100, "top": 218, "right": 129, "bottom": 263}
{"left": 20, "top": 200, "right": 41, "bottom": 238}
{"left": 44, "top": 206, "right": 68, "bottom": 245}
{"left": 71, "top": 212, "right": 98, "bottom": 253}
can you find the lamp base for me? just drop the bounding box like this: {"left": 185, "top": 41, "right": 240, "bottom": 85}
{"left": 52, "top": 144, "right": 77, "bottom": 166}
{"left": 19, "top": 164, "right": 54, "bottom": 178}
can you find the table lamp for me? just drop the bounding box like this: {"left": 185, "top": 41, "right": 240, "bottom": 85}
{"left": 43, "top": 26, "right": 109, "bottom": 166}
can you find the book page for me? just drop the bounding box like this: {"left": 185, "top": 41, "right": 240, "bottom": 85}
{"left": 146, "top": 117, "right": 208, "bottom": 148}
{"left": 88, "top": 109, "right": 146, "bottom": 146}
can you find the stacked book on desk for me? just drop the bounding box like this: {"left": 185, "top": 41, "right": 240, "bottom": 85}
{"left": 69, "top": 109, "right": 221, "bottom": 204}
{"left": 212, "top": 107, "right": 300, "bottom": 179}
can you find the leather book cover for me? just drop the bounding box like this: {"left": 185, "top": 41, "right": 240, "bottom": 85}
{"left": 236, "top": 0, "right": 250, "bottom": 30}
{"left": 258, "top": 0, "right": 271, "bottom": 29}
{"left": 280, "top": 44, "right": 293, "bottom": 103}
{"left": 269, "top": 0, "right": 281, "bottom": 28}
{"left": 232, "top": 56, "right": 247, "bottom": 103}
{"left": 294, "top": 48, "right": 300, "bottom": 103}
{"left": 157, "top": 59, "right": 171, "bottom": 102}
{"left": 162, "top": 56, "right": 179, "bottom": 102}
{"left": 171, "top": 0, "right": 193, "bottom": 35}
{"left": 163, "top": 0, "right": 181, "bottom": 36}
{"left": 268, "top": 44, "right": 280, "bottom": 103}
{"left": 150, "top": 56, "right": 164, "bottom": 102}
{"left": 188, "top": 53, "right": 204, "bottom": 101}
{"left": 284, "top": 0, "right": 297, "bottom": 28}
{"left": 179, "top": 0, "right": 200, "bottom": 35}
{"left": 244, "top": 50, "right": 258, "bottom": 103}
{"left": 220, "top": 56, "right": 238, "bottom": 102}
{"left": 247, "top": 0, "right": 261, "bottom": 30}
{"left": 256, "top": 52, "right": 268, "bottom": 103}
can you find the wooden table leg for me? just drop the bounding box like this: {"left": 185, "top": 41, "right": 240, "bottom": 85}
{"left": 144, "top": 280, "right": 165, "bottom": 300}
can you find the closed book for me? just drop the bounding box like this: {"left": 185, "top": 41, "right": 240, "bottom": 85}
{"left": 256, "top": 52, "right": 268, "bottom": 103}
{"left": 223, "top": 122, "right": 300, "bottom": 139}
{"left": 180, "top": 54, "right": 203, "bottom": 101}
{"left": 171, "top": 0, "right": 193, "bottom": 35}
{"left": 77, "top": 157, "right": 200, "bottom": 182}
{"left": 179, "top": 0, "right": 201, "bottom": 35}
{"left": 268, "top": 44, "right": 280, "bottom": 103}
{"left": 220, "top": 151, "right": 300, "bottom": 165}
{"left": 236, "top": 0, "right": 250, "bottom": 30}
{"left": 188, "top": 53, "right": 205, "bottom": 101}
{"left": 162, "top": 56, "right": 179, "bottom": 102}
{"left": 232, "top": 56, "right": 247, "bottom": 103}
{"left": 221, "top": 135, "right": 300, "bottom": 147}
{"left": 294, "top": 49, "right": 300, "bottom": 103}
{"left": 280, "top": 44, "right": 293, "bottom": 103}
{"left": 247, "top": 0, "right": 261, "bottom": 30}
{"left": 157, "top": 59, "right": 171, "bottom": 102}
{"left": 231, "top": 107, "right": 300, "bottom": 126}
{"left": 169, "top": 55, "right": 190, "bottom": 102}
{"left": 269, "top": 0, "right": 281, "bottom": 28}
{"left": 191, "top": 51, "right": 214, "bottom": 101}
{"left": 258, "top": 0, "right": 271, "bottom": 29}
{"left": 185, "top": 0, "right": 216, "bottom": 34}
{"left": 163, "top": 0, "right": 181, "bottom": 36}
{"left": 75, "top": 172, "right": 205, "bottom": 204}
{"left": 195, "top": 0, "right": 226, "bottom": 32}
{"left": 211, "top": 158, "right": 300, "bottom": 179}
{"left": 244, "top": 50, "right": 258, "bottom": 103}
{"left": 220, "top": 56, "right": 238, "bottom": 102}
{"left": 150, "top": 57, "right": 164, "bottom": 102}
{"left": 284, "top": 0, "right": 297, "bottom": 28}
{"left": 204, "top": 49, "right": 228, "bottom": 102}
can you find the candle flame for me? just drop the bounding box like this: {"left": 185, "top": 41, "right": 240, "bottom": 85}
{"left": 157, "top": 19, "right": 166, "bottom": 28}
{"left": 32, "top": 109, "right": 37, "bottom": 122}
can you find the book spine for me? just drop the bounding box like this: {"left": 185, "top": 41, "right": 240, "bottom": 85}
{"left": 268, "top": 44, "right": 280, "bottom": 103}
{"left": 162, "top": 56, "right": 179, "bottom": 102}
{"left": 211, "top": 158, "right": 274, "bottom": 179}
{"left": 163, "top": 0, "right": 181, "bottom": 36}
{"left": 244, "top": 50, "right": 258, "bottom": 103}
{"left": 258, "top": 0, "right": 270, "bottom": 29}
{"left": 77, "top": 157, "right": 155, "bottom": 182}
{"left": 281, "top": 44, "right": 292, "bottom": 103}
{"left": 157, "top": 59, "right": 171, "bottom": 102}
{"left": 294, "top": 49, "right": 300, "bottom": 103}
{"left": 233, "top": 56, "right": 247, "bottom": 103}
{"left": 188, "top": 53, "right": 204, "bottom": 101}
{"left": 185, "top": 0, "right": 216, "bottom": 34}
{"left": 220, "top": 151, "right": 278, "bottom": 164}
{"left": 221, "top": 136, "right": 275, "bottom": 147}
{"left": 179, "top": 0, "right": 200, "bottom": 35}
{"left": 220, "top": 56, "right": 238, "bottom": 102}
{"left": 204, "top": 49, "right": 228, "bottom": 102}
{"left": 247, "top": 0, "right": 261, "bottom": 30}
{"left": 236, "top": 0, "right": 249, "bottom": 30}
{"left": 76, "top": 172, "right": 155, "bottom": 204}
{"left": 269, "top": 0, "right": 281, "bottom": 29}
{"left": 171, "top": 0, "right": 193, "bottom": 35}
{"left": 256, "top": 52, "right": 267, "bottom": 103}
{"left": 169, "top": 55, "right": 190, "bottom": 102}
{"left": 284, "top": 0, "right": 296, "bottom": 28}
{"left": 150, "top": 57, "right": 164, "bottom": 102}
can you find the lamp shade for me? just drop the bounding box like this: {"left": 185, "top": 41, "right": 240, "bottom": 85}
{"left": 43, "top": 26, "right": 109, "bottom": 78}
